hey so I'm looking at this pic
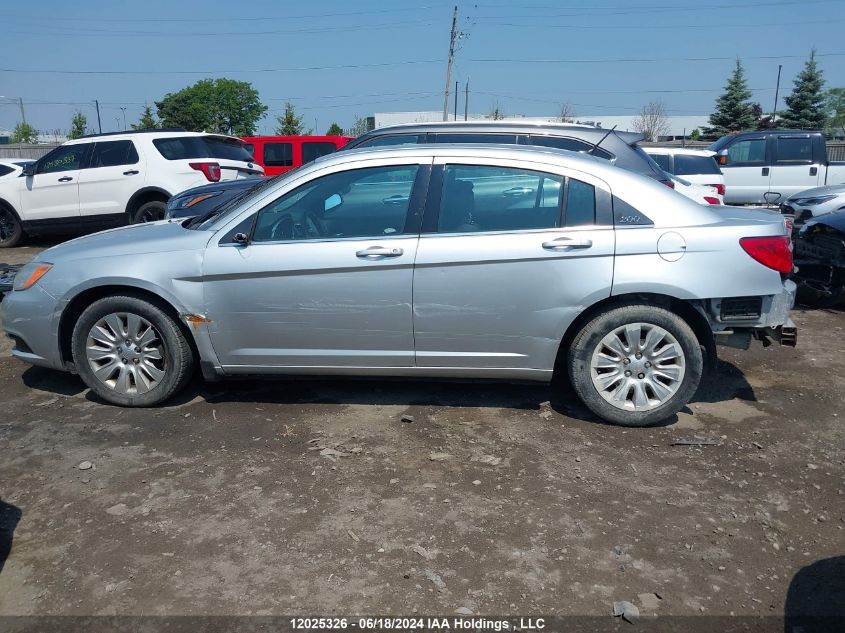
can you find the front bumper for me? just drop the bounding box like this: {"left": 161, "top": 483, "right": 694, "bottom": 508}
{"left": 1, "top": 282, "right": 65, "bottom": 370}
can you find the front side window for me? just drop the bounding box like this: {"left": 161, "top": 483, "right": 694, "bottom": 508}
{"left": 302, "top": 142, "right": 337, "bottom": 164}
{"left": 354, "top": 134, "right": 424, "bottom": 148}
{"left": 252, "top": 165, "right": 419, "bottom": 242}
{"left": 434, "top": 133, "right": 518, "bottom": 145}
{"left": 438, "top": 165, "right": 563, "bottom": 233}
{"left": 674, "top": 154, "right": 720, "bottom": 175}
{"left": 775, "top": 136, "right": 813, "bottom": 164}
{"left": 90, "top": 140, "right": 139, "bottom": 168}
{"left": 37, "top": 144, "right": 89, "bottom": 174}
{"left": 263, "top": 143, "right": 293, "bottom": 167}
{"left": 726, "top": 138, "right": 766, "bottom": 165}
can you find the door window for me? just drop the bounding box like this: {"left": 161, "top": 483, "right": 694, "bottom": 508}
{"left": 565, "top": 179, "right": 596, "bottom": 227}
{"left": 775, "top": 136, "right": 813, "bottom": 164}
{"left": 354, "top": 134, "right": 424, "bottom": 148}
{"left": 252, "top": 165, "right": 419, "bottom": 242}
{"left": 302, "top": 142, "right": 338, "bottom": 164}
{"left": 434, "top": 133, "right": 518, "bottom": 145}
{"left": 438, "top": 164, "right": 563, "bottom": 233}
{"left": 529, "top": 135, "right": 613, "bottom": 161}
{"left": 90, "top": 140, "right": 139, "bottom": 167}
{"left": 726, "top": 138, "right": 766, "bottom": 165}
{"left": 36, "top": 144, "right": 89, "bottom": 174}
{"left": 263, "top": 143, "right": 294, "bottom": 167}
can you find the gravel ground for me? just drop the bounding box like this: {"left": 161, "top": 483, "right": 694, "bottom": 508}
{"left": 0, "top": 241, "right": 843, "bottom": 623}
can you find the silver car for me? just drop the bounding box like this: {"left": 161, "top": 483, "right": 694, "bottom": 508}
{"left": 781, "top": 183, "right": 845, "bottom": 224}
{"left": 1, "top": 145, "right": 797, "bottom": 426}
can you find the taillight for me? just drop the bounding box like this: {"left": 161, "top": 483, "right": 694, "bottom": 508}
{"left": 704, "top": 196, "right": 720, "bottom": 205}
{"left": 189, "top": 162, "right": 221, "bottom": 182}
{"left": 739, "top": 236, "right": 793, "bottom": 274}
{"left": 662, "top": 179, "right": 675, "bottom": 189}
{"left": 710, "top": 183, "right": 726, "bottom": 197}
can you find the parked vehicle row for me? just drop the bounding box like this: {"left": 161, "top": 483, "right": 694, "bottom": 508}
{"left": 242, "top": 135, "right": 351, "bottom": 176}
{"left": 2, "top": 143, "right": 797, "bottom": 426}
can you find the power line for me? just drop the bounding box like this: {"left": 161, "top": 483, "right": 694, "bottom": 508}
{"left": 473, "top": 0, "right": 839, "bottom": 16}
{"left": 471, "top": 52, "right": 845, "bottom": 65}
{"left": 476, "top": 16, "right": 845, "bottom": 30}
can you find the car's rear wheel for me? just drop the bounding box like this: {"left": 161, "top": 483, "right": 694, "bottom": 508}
{"left": 0, "top": 206, "right": 25, "bottom": 248}
{"left": 132, "top": 200, "right": 166, "bottom": 224}
{"left": 71, "top": 295, "right": 194, "bottom": 406}
{"left": 567, "top": 305, "right": 703, "bottom": 426}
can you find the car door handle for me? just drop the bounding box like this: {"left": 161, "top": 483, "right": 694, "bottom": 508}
{"left": 542, "top": 237, "right": 593, "bottom": 251}
{"left": 356, "top": 246, "right": 404, "bottom": 258}
{"left": 762, "top": 167, "right": 770, "bottom": 176}
{"left": 503, "top": 186, "right": 534, "bottom": 197}
{"left": 809, "top": 166, "right": 818, "bottom": 176}
{"left": 123, "top": 169, "right": 140, "bottom": 176}
{"left": 382, "top": 195, "right": 409, "bottom": 206}
{"left": 58, "top": 176, "right": 73, "bottom": 182}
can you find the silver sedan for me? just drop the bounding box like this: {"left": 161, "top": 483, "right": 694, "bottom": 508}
{"left": 1, "top": 144, "right": 797, "bottom": 426}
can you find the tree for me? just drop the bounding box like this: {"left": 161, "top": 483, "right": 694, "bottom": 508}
{"left": 344, "top": 115, "right": 370, "bottom": 138}
{"left": 487, "top": 103, "right": 505, "bottom": 120}
{"left": 825, "top": 87, "right": 845, "bottom": 137}
{"left": 155, "top": 78, "right": 267, "bottom": 135}
{"left": 559, "top": 102, "right": 576, "bottom": 123}
{"left": 689, "top": 128, "right": 701, "bottom": 141}
{"left": 275, "top": 102, "right": 306, "bottom": 135}
{"left": 703, "top": 59, "right": 757, "bottom": 138}
{"left": 780, "top": 50, "right": 828, "bottom": 130}
{"left": 10, "top": 122, "right": 38, "bottom": 144}
{"left": 68, "top": 111, "right": 88, "bottom": 139}
{"left": 632, "top": 100, "right": 670, "bottom": 141}
{"left": 326, "top": 122, "right": 344, "bottom": 136}
{"left": 132, "top": 104, "right": 159, "bottom": 130}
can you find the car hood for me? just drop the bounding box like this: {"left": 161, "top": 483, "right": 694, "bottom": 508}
{"left": 804, "top": 209, "right": 845, "bottom": 232}
{"left": 787, "top": 184, "right": 845, "bottom": 201}
{"left": 36, "top": 221, "right": 211, "bottom": 263}
{"left": 172, "top": 176, "right": 264, "bottom": 199}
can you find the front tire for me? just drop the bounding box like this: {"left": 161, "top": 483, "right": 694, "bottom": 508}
{"left": 71, "top": 295, "right": 194, "bottom": 406}
{"left": 0, "top": 205, "right": 26, "bottom": 248}
{"left": 567, "top": 305, "right": 703, "bottom": 427}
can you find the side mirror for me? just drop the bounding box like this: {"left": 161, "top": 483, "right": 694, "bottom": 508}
{"left": 716, "top": 150, "right": 729, "bottom": 166}
{"left": 233, "top": 232, "right": 249, "bottom": 245}
{"left": 22, "top": 163, "right": 36, "bottom": 177}
{"left": 324, "top": 193, "right": 343, "bottom": 213}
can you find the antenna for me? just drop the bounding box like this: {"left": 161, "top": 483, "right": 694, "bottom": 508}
{"left": 588, "top": 125, "right": 617, "bottom": 155}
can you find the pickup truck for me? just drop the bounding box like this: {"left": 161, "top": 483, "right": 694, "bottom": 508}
{"left": 708, "top": 130, "right": 845, "bottom": 205}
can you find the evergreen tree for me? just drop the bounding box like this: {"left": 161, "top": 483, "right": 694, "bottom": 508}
{"left": 703, "top": 59, "right": 757, "bottom": 138}
{"left": 68, "top": 111, "right": 88, "bottom": 139}
{"left": 825, "top": 87, "right": 845, "bottom": 136}
{"left": 780, "top": 50, "right": 827, "bottom": 130}
{"left": 326, "top": 122, "right": 344, "bottom": 136}
{"left": 275, "top": 102, "right": 306, "bottom": 135}
{"left": 132, "top": 104, "right": 159, "bottom": 130}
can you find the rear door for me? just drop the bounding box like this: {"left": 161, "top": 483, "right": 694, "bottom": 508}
{"left": 19, "top": 143, "right": 90, "bottom": 222}
{"left": 412, "top": 158, "right": 615, "bottom": 371}
{"left": 260, "top": 140, "right": 295, "bottom": 176}
{"left": 721, "top": 136, "right": 770, "bottom": 204}
{"left": 78, "top": 139, "right": 143, "bottom": 218}
{"left": 766, "top": 134, "right": 822, "bottom": 202}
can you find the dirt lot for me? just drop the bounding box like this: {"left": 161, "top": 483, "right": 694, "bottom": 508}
{"left": 0, "top": 242, "right": 843, "bottom": 623}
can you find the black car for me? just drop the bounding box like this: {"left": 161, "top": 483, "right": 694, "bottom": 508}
{"left": 165, "top": 177, "right": 265, "bottom": 220}
{"left": 342, "top": 121, "right": 672, "bottom": 185}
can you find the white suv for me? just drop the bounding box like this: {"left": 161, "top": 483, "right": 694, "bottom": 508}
{"left": 643, "top": 147, "right": 726, "bottom": 201}
{"left": 0, "top": 130, "right": 263, "bottom": 247}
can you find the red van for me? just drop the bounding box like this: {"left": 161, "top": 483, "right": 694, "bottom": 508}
{"left": 241, "top": 135, "right": 352, "bottom": 176}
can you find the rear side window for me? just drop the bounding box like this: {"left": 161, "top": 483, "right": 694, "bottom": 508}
{"left": 439, "top": 164, "right": 562, "bottom": 233}
{"left": 565, "top": 179, "right": 596, "bottom": 227}
{"left": 354, "top": 134, "right": 424, "bottom": 148}
{"left": 263, "top": 143, "right": 293, "bottom": 167}
{"left": 674, "top": 154, "right": 721, "bottom": 175}
{"left": 649, "top": 153, "right": 671, "bottom": 172}
{"left": 243, "top": 143, "right": 255, "bottom": 159}
{"left": 775, "top": 136, "right": 813, "bottom": 164}
{"left": 90, "top": 140, "right": 139, "bottom": 168}
{"left": 434, "top": 133, "right": 518, "bottom": 145}
{"left": 153, "top": 136, "right": 252, "bottom": 161}
{"left": 528, "top": 135, "right": 613, "bottom": 161}
{"left": 302, "top": 142, "right": 338, "bottom": 164}
{"left": 726, "top": 138, "right": 766, "bottom": 165}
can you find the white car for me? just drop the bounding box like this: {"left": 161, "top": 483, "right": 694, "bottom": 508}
{"left": 645, "top": 147, "right": 726, "bottom": 199}
{"left": 0, "top": 130, "right": 263, "bottom": 247}
{"left": 668, "top": 174, "right": 722, "bottom": 205}
{"left": 781, "top": 184, "right": 845, "bottom": 223}
{"left": 0, "top": 159, "right": 35, "bottom": 180}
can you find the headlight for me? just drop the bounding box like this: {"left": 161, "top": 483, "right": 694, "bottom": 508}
{"left": 793, "top": 195, "right": 837, "bottom": 206}
{"left": 173, "top": 191, "right": 223, "bottom": 209}
{"left": 13, "top": 262, "right": 53, "bottom": 291}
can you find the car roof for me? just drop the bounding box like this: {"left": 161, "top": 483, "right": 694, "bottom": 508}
{"left": 357, "top": 120, "right": 645, "bottom": 144}
{"left": 64, "top": 129, "right": 242, "bottom": 145}
{"left": 643, "top": 147, "right": 715, "bottom": 157}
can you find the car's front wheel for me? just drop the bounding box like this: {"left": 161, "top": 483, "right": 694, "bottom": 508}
{"left": 567, "top": 305, "right": 703, "bottom": 426}
{"left": 71, "top": 295, "right": 194, "bottom": 406}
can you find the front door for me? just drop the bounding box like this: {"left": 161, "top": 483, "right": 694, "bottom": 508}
{"left": 721, "top": 136, "right": 770, "bottom": 205}
{"left": 78, "top": 139, "right": 144, "bottom": 219}
{"left": 202, "top": 162, "right": 428, "bottom": 369}
{"left": 20, "top": 143, "right": 90, "bottom": 222}
{"left": 413, "top": 160, "right": 615, "bottom": 371}
{"left": 766, "top": 134, "right": 821, "bottom": 203}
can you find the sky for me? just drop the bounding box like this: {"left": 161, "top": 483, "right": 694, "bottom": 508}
{"left": 1, "top": 0, "right": 843, "bottom": 136}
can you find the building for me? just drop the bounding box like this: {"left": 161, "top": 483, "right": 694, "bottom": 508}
{"left": 372, "top": 111, "right": 709, "bottom": 142}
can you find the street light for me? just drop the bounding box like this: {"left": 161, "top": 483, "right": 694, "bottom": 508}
{"left": 120, "top": 107, "right": 127, "bottom": 131}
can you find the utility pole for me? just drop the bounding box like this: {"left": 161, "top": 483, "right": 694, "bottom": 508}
{"left": 453, "top": 81, "right": 459, "bottom": 121}
{"left": 772, "top": 64, "right": 783, "bottom": 127}
{"left": 18, "top": 97, "right": 26, "bottom": 125}
{"left": 120, "top": 106, "right": 127, "bottom": 130}
{"left": 94, "top": 99, "right": 102, "bottom": 133}
{"left": 464, "top": 78, "right": 469, "bottom": 121}
{"left": 441, "top": 5, "right": 458, "bottom": 122}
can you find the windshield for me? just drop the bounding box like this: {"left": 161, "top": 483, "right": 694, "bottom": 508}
{"left": 707, "top": 135, "right": 733, "bottom": 152}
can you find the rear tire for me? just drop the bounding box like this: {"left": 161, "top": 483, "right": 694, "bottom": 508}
{"left": 567, "top": 305, "right": 703, "bottom": 427}
{"left": 71, "top": 295, "right": 194, "bottom": 407}
{"left": 0, "top": 205, "right": 26, "bottom": 248}
{"left": 132, "top": 200, "right": 166, "bottom": 224}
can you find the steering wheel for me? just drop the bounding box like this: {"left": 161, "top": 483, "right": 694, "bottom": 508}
{"left": 267, "top": 210, "right": 326, "bottom": 241}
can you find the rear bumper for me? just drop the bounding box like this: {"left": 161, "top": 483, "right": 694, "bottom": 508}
{"left": 712, "top": 280, "right": 797, "bottom": 348}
